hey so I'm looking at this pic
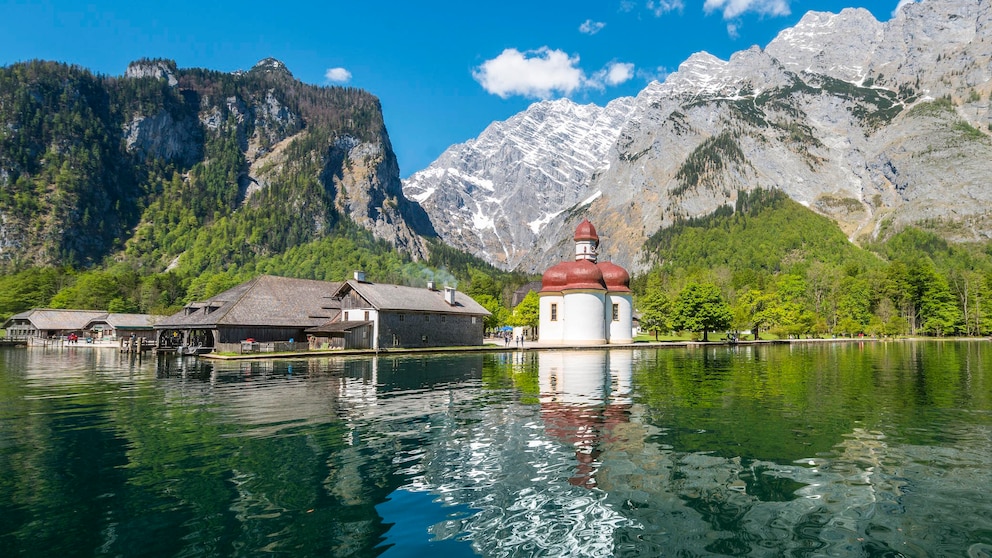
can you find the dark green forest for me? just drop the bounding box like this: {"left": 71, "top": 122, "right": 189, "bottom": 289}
{"left": 635, "top": 189, "right": 992, "bottom": 339}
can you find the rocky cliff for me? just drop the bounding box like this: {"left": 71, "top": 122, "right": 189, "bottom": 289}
{"left": 0, "top": 57, "right": 433, "bottom": 270}
{"left": 406, "top": 0, "right": 992, "bottom": 274}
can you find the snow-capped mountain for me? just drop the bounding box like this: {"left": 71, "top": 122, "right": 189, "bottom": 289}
{"left": 407, "top": 0, "right": 992, "bottom": 274}
{"left": 403, "top": 97, "right": 635, "bottom": 269}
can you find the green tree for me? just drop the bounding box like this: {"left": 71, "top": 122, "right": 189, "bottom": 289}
{"left": 671, "top": 282, "right": 732, "bottom": 341}
{"left": 733, "top": 288, "right": 774, "bottom": 340}
{"left": 638, "top": 288, "right": 671, "bottom": 340}
{"left": 0, "top": 267, "right": 61, "bottom": 320}
{"left": 507, "top": 291, "right": 540, "bottom": 329}
{"left": 472, "top": 294, "right": 507, "bottom": 331}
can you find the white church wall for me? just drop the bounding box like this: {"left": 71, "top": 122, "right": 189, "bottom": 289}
{"left": 563, "top": 290, "right": 606, "bottom": 344}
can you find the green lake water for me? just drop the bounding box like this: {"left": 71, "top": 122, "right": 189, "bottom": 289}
{"left": 1, "top": 341, "right": 991, "bottom": 557}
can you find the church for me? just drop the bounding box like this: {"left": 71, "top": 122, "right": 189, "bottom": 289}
{"left": 538, "top": 220, "right": 633, "bottom": 345}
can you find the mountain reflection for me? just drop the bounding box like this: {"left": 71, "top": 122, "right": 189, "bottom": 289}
{"left": 4, "top": 344, "right": 988, "bottom": 556}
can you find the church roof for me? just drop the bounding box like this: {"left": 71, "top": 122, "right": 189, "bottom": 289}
{"left": 573, "top": 219, "right": 599, "bottom": 242}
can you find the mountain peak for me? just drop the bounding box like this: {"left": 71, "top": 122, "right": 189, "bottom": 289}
{"left": 250, "top": 58, "right": 293, "bottom": 79}
{"left": 124, "top": 58, "right": 179, "bottom": 86}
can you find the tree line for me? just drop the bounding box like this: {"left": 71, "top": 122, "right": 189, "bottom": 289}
{"left": 634, "top": 189, "right": 992, "bottom": 340}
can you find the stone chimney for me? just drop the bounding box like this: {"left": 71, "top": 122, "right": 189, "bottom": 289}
{"left": 354, "top": 270, "right": 366, "bottom": 282}
{"left": 427, "top": 280, "right": 436, "bottom": 291}
{"left": 444, "top": 286, "right": 456, "bottom": 306}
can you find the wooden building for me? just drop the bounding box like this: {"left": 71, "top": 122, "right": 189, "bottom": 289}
{"left": 83, "top": 313, "right": 162, "bottom": 343}
{"left": 2, "top": 309, "right": 161, "bottom": 344}
{"left": 154, "top": 275, "right": 340, "bottom": 353}
{"left": 309, "top": 272, "right": 490, "bottom": 350}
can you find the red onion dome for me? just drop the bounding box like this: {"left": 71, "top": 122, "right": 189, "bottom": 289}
{"left": 562, "top": 260, "right": 606, "bottom": 291}
{"left": 540, "top": 262, "right": 570, "bottom": 292}
{"left": 598, "top": 261, "right": 631, "bottom": 292}
{"left": 573, "top": 219, "right": 599, "bottom": 242}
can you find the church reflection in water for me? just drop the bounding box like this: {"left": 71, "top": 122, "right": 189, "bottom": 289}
{"left": 538, "top": 350, "right": 633, "bottom": 488}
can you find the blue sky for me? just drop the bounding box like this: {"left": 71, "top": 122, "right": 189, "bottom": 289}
{"left": 1, "top": 0, "right": 902, "bottom": 177}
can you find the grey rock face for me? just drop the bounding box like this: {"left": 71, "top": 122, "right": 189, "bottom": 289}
{"left": 125, "top": 59, "right": 179, "bottom": 86}
{"left": 409, "top": 0, "right": 992, "bottom": 274}
{"left": 124, "top": 110, "right": 203, "bottom": 166}
{"left": 403, "top": 97, "right": 635, "bottom": 269}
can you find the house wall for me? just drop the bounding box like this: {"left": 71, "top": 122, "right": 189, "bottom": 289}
{"left": 215, "top": 326, "right": 310, "bottom": 344}
{"left": 377, "top": 311, "right": 484, "bottom": 348}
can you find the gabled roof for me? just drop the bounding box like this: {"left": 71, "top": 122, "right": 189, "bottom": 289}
{"left": 84, "top": 313, "right": 164, "bottom": 330}
{"left": 332, "top": 280, "right": 491, "bottom": 316}
{"left": 3, "top": 309, "right": 108, "bottom": 331}
{"left": 155, "top": 275, "right": 341, "bottom": 329}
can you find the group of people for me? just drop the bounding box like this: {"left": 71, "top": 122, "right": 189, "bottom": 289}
{"left": 501, "top": 331, "right": 525, "bottom": 348}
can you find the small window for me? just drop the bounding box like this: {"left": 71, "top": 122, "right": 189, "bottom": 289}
{"left": 441, "top": 315, "right": 446, "bottom": 323}
{"left": 399, "top": 314, "right": 405, "bottom": 321}
{"left": 472, "top": 316, "right": 477, "bottom": 324}
{"left": 364, "top": 311, "right": 369, "bottom": 321}
{"left": 550, "top": 303, "right": 558, "bottom": 322}
{"left": 612, "top": 303, "right": 619, "bottom": 322}
{"left": 425, "top": 315, "right": 430, "bottom": 322}
{"left": 344, "top": 311, "right": 349, "bottom": 321}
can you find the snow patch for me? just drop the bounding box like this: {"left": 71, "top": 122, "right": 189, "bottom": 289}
{"left": 528, "top": 210, "right": 565, "bottom": 234}
{"left": 410, "top": 187, "right": 435, "bottom": 203}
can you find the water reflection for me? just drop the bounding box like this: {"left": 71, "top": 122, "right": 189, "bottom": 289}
{"left": 2, "top": 343, "right": 992, "bottom": 557}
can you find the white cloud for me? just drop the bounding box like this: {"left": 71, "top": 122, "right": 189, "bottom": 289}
{"left": 602, "top": 62, "right": 635, "bottom": 86}
{"left": 637, "top": 66, "right": 671, "bottom": 83}
{"left": 324, "top": 67, "right": 352, "bottom": 83}
{"left": 726, "top": 22, "right": 740, "bottom": 38}
{"left": 893, "top": 0, "right": 916, "bottom": 16}
{"left": 473, "top": 48, "right": 584, "bottom": 98}
{"left": 579, "top": 19, "right": 606, "bottom": 35}
{"left": 474, "top": 49, "right": 638, "bottom": 98}
{"left": 647, "top": 0, "right": 685, "bottom": 16}
{"left": 703, "top": 0, "right": 790, "bottom": 20}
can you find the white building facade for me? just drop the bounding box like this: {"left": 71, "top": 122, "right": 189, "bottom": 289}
{"left": 538, "top": 220, "right": 633, "bottom": 345}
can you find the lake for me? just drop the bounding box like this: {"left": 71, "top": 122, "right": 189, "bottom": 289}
{"left": 1, "top": 341, "right": 991, "bottom": 557}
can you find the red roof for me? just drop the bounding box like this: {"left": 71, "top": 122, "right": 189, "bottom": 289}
{"left": 573, "top": 219, "right": 599, "bottom": 242}
{"left": 598, "top": 261, "right": 631, "bottom": 292}
{"left": 541, "top": 260, "right": 606, "bottom": 291}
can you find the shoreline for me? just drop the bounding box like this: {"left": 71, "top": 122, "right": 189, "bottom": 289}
{"left": 4, "top": 336, "right": 984, "bottom": 361}
{"left": 198, "top": 335, "right": 985, "bottom": 361}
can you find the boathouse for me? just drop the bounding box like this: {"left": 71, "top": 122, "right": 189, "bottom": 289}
{"left": 2, "top": 309, "right": 163, "bottom": 343}
{"left": 83, "top": 313, "right": 162, "bottom": 343}
{"left": 309, "top": 272, "right": 490, "bottom": 350}
{"left": 154, "top": 275, "right": 341, "bottom": 353}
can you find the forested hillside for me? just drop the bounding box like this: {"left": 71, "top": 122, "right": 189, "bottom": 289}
{"left": 635, "top": 189, "right": 992, "bottom": 338}
{"left": 0, "top": 58, "right": 470, "bottom": 319}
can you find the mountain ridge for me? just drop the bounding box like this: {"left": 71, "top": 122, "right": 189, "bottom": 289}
{"left": 404, "top": 0, "right": 992, "bottom": 274}
{"left": 0, "top": 57, "right": 434, "bottom": 272}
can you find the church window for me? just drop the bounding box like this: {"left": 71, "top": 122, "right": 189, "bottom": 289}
{"left": 612, "top": 304, "right": 619, "bottom": 321}
{"left": 550, "top": 303, "right": 558, "bottom": 321}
